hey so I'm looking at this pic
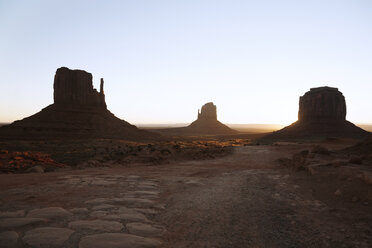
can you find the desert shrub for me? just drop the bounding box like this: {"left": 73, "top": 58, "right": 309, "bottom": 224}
{"left": 292, "top": 150, "right": 309, "bottom": 169}
{"left": 311, "top": 145, "right": 330, "bottom": 155}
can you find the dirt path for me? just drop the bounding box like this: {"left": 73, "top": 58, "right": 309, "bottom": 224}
{"left": 0, "top": 145, "right": 371, "bottom": 247}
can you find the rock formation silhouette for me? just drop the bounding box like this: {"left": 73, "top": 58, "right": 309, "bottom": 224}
{"left": 54, "top": 67, "right": 106, "bottom": 108}
{"left": 186, "top": 102, "right": 236, "bottom": 134}
{"left": 261, "top": 86, "right": 369, "bottom": 141}
{"left": 298, "top": 87, "right": 346, "bottom": 123}
{"left": 164, "top": 102, "right": 237, "bottom": 135}
{"left": 0, "top": 67, "right": 158, "bottom": 140}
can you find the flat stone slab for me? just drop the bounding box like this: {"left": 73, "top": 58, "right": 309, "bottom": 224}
{"left": 113, "top": 197, "right": 155, "bottom": 207}
{"left": 101, "top": 213, "right": 150, "bottom": 223}
{"left": 136, "top": 185, "right": 158, "bottom": 190}
{"left": 138, "top": 182, "right": 158, "bottom": 187}
{"left": 0, "top": 231, "right": 19, "bottom": 248}
{"left": 126, "top": 223, "right": 164, "bottom": 237}
{"left": 85, "top": 198, "right": 111, "bottom": 205}
{"left": 116, "top": 207, "right": 141, "bottom": 215}
{"left": 27, "top": 207, "right": 72, "bottom": 219}
{"left": 68, "top": 220, "right": 123, "bottom": 232}
{"left": 133, "top": 191, "right": 160, "bottom": 195}
{"left": 92, "top": 204, "right": 117, "bottom": 211}
{"left": 90, "top": 180, "right": 116, "bottom": 186}
{"left": 70, "top": 208, "right": 89, "bottom": 214}
{"left": 126, "top": 175, "right": 141, "bottom": 180}
{"left": 0, "top": 210, "right": 25, "bottom": 218}
{"left": 133, "top": 208, "right": 158, "bottom": 215}
{"left": 23, "top": 227, "right": 74, "bottom": 248}
{"left": 0, "top": 217, "right": 46, "bottom": 229}
{"left": 90, "top": 211, "right": 109, "bottom": 218}
{"left": 79, "top": 233, "right": 161, "bottom": 248}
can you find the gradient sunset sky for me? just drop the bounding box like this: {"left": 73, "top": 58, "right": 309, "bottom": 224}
{"left": 1, "top": 0, "right": 371, "bottom": 125}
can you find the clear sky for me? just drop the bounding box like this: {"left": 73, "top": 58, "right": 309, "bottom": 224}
{"left": 1, "top": 0, "right": 371, "bottom": 125}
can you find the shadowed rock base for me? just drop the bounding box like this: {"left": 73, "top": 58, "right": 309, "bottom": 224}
{"left": 263, "top": 120, "right": 368, "bottom": 141}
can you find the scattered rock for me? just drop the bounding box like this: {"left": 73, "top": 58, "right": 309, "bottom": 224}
{"left": 0, "top": 231, "right": 19, "bottom": 248}
{"left": 27, "top": 207, "right": 72, "bottom": 219}
{"left": 79, "top": 233, "right": 161, "bottom": 248}
{"left": 334, "top": 189, "right": 342, "bottom": 196}
{"left": 23, "top": 227, "right": 74, "bottom": 248}
{"left": 363, "top": 172, "right": 372, "bottom": 185}
{"left": 311, "top": 145, "right": 330, "bottom": 155}
{"left": 0, "top": 218, "right": 46, "bottom": 229}
{"left": 126, "top": 222, "right": 164, "bottom": 237}
{"left": 68, "top": 220, "right": 123, "bottom": 233}
{"left": 329, "top": 160, "right": 348, "bottom": 167}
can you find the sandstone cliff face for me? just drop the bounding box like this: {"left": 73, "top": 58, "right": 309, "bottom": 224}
{"left": 198, "top": 102, "right": 217, "bottom": 120}
{"left": 298, "top": 87, "right": 346, "bottom": 123}
{"left": 54, "top": 67, "right": 106, "bottom": 108}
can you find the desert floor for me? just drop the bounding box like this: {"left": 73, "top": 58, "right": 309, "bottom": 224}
{"left": 0, "top": 143, "right": 371, "bottom": 248}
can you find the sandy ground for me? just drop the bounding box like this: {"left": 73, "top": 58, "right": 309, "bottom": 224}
{"left": 0, "top": 144, "right": 371, "bottom": 247}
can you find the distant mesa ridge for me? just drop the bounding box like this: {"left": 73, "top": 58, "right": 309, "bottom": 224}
{"left": 0, "top": 67, "right": 157, "bottom": 140}
{"left": 261, "top": 86, "right": 369, "bottom": 141}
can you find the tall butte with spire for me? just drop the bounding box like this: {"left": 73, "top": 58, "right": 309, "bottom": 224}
{"left": 261, "top": 86, "right": 369, "bottom": 141}
{"left": 0, "top": 67, "right": 158, "bottom": 140}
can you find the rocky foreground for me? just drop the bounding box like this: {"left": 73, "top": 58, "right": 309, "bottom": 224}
{"left": 0, "top": 174, "right": 165, "bottom": 247}
{"left": 0, "top": 141, "right": 371, "bottom": 247}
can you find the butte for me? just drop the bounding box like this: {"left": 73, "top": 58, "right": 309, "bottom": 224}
{"left": 0, "top": 67, "right": 158, "bottom": 140}
{"left": 155, "top": 102, "right": 237, "bottom": 136}
{"left": 185, "top": 102, "right": 237, "bottom": 135}
{"left": 261, "top": 86, "right": 369, "bottom": 141}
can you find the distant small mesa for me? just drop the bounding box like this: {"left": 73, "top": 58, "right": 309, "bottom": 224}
{"left": 262, "top": 86, "right": 369, "bottom": 141}
{"left": 0, "top": 67, "right": 157, "bottom": 140}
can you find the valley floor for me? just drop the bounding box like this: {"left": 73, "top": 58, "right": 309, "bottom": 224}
{"left": 0, "top": 144, "right": 371, "bottom": 247}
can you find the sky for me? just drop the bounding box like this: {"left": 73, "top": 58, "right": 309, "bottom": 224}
{"left": 0, "top": 0, "right": 371, "bottom": 125}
